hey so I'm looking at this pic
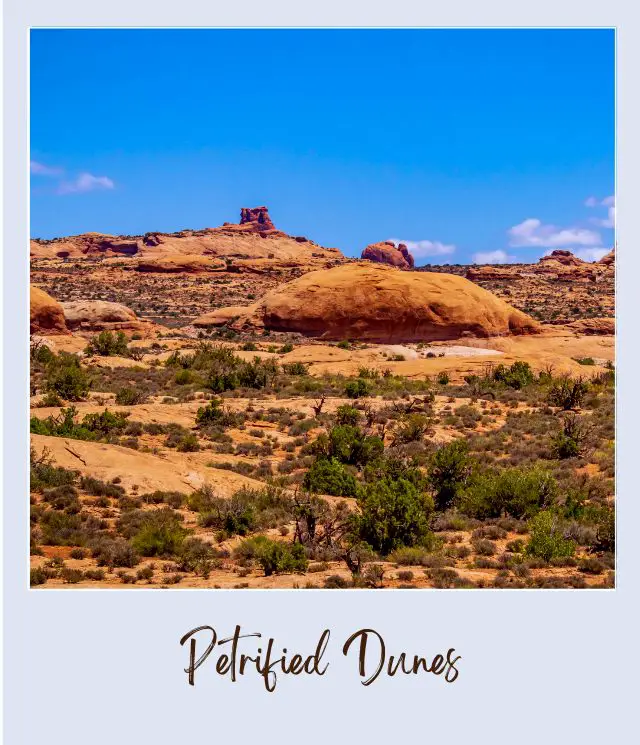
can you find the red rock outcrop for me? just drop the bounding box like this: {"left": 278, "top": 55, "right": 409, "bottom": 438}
{"left": 361, "top": 240, "right": 414, "bottom": 269}
{"left": 599, "top": 249, "right": 615, "bottom": 266}
{"left": 30, "top": 285, "right": 69, "bottom": 335}
{"left": 240, "top": 206, "right": 276, "bottom": 232}
{"left": 216, "top": 263, "right": 540, "bottom": 342}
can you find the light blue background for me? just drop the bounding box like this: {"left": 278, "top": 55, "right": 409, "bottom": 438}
{"left": 4, "top": 2, "right": 637, "bottom": 743}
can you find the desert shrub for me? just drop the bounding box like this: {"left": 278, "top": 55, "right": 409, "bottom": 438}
{"left": 234, "top": 536, "right": 307, "bottom": 576}
{"left": 175, "top": 538, "right": 217, "bottom": 576}
{"left": 355, "top": 478, "right": 434, "bottom": 555}
{"left": 115, "top": 387, "right": 146, "bottom": 405}
{"left": 547, "top": 376, "right": 589, "bottom": 410}
{"left": 176, "top": 433, "right": 200, "bottom": 452}
{"left": 30, "top": 567, "right": 49, "bottom": 586}
{"left": 83, "top": 569, "right": 105, "bottom": 581}
{"left": 437, "top": 372, "right": 450, "bottom": 385}
{"left": 393, "top": 414, "right": 431, "bottom": 444}
{"left": 389, "top": 543, "right": 443, "bottom": 566}
{"left": 174, "top": 369, "right": 195, "bottom": 385}
{"left": 31, "top": 407, "right": 130, "bottom": 441}
{"left": 61, "top": 567, "right": 84, "bottom": 584}
{"left": 118, "top": 508, "right": 187, "bottom": 557}
{"left": 397, "top": 570, "right": 414, "bottom": 582}
{"left": 303, "top": 458, "right": 358, "bottom": 497}
{"left": 459, "top": 466, "right": 557, "bottom": 520}
{"left": 44, "top": 353, "right": 90, "bottom": 401}
{"left": 30, "top": 448, "right": 77, "bottom": 492}
{"left": 427, "top": 567, "right": 471, "bottom": 589}
{"left": 282, "top": 362, "right": 308, "bottom": 375}
{"left": 42, "top": 485, "right": 81, "bottom": 513}
{"left": 195, "top": 398, "right": 225, "bottom": 427}
{"left": 79, "top": 475, "right": 125, "bottom": 498}
{"left": 39, "top": 511, "right": 87, "bottom": 546}
{"left": 335, "top": 405, "right": 360, "bottom": 426}
{"left": 136, "top": 565, "right": 155, "bottom": 582}
{"left": 551, "top": 413, "right": 591, "bottom": 459}
{"left": 278, "top": 343, "right": 294, "bottom": 354}
{"left": 471, "top": 538, "right": 497, "bottom": 556}
{"left": 325, "top": 425, "right": 384, "bottom": 467}
{"left": 492, "top": 361, "right": 535, "bottom": 390}
{"left": 85, "top": 330, "right": 130, "bottom": 357}
{"left": 428, "top": 440, "right": 473, "bottom": 511}
{"left": 241, "top": 342, "right": 258, "bottom": 351}
{"left": 525, "top": 511, "right": 576, "bottom": 562}
{"left": 90, "top": 536, "right": 140, "bottom": 568}
{"left": 594, "top": 506, "right": 615, "bottom": 553}
{"left": 345, "top": 378, "right": 370, "bottom": 399}
{"left": 324, "top": 574, "right": 350, "bottom": 588}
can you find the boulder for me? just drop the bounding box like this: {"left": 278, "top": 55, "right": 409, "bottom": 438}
{"left": 193, "top": 306, "right": 248, "bottom": 328}
{"left": 221, "top": 263, "right": 540, "bottom": 342}
{"left": 30, "top": 285, "right": 68, "bottom": 335}
{"left": 361, "top": 240, "right": 414, "bottom": 269}
{"left": 61, "top": 300, "right": 153, "bottom": 333}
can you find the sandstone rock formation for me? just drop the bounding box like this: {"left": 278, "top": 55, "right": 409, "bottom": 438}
{"left": 134, "top": 255, "right": 226, "bottom": 273}
{"left": 599, "top": 249, "right": 615, "bottom": 266}
{"left": 240, "top": 206, "right": 276, "bottom": 233}
{"left": 466, "top": 266, "right": 521, "bottom": 281}
{"left": 61, "top": 300, "right": 155, "bottom": 334}
{"left": 30, "top": 285, "right": 68, "bottom": 335}
{"left": 31, "top": 208, "right": 345, "bottom": 267}
{"left": 214, "top": 263, "right": 539, "bottom": 342}
{"left": 30, "top": 233, "right": 140, "bottom": 259}
{"left": 567, "top": 317, "right": 615, "bottom": 335}
{"left": 361, "top": 240, "right": 414, "bottom": 269}
{"left": 539, "top": 249, "right": 585, "bottom": 268}
{"left": 193, "top": 306, "right": 248, "bottom": 328}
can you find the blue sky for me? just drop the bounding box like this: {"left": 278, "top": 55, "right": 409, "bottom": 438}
{"left": 30, "top": 29, "right": 615, "bottom": 264}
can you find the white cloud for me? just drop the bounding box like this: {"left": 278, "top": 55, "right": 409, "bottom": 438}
{"left": 508, "top": 218, "right": 602, "bottom": 248}
{"left": 585, "top": 194, "right": 615, "bottom": 228}
{"left": 390, "top": 238, "right": 456, "bottom": 259}
{"left": 572, "top": 247, "right": 611, "bottom": 262}
{"left": 30, "top": 160, "right": 62, "bottom": 176}
{"left": 472, "top": 250, "right": 516, "bottom": 265}
{"left": 58, "top": 172, "right": 115, "bottom": 195}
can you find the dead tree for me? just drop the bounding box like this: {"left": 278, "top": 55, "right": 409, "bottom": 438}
{"left": 312, "top": 394, "right": 326, "bottom": 417}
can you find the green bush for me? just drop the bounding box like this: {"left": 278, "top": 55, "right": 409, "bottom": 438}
{"left": 492, "top": 361, "right": 535, "bottom": 389}
{"left": 195, "top": 399, "right": 224, "bottom": 427}
{"left": 525, "top": 511, "right": 576, "bottom": 562}
{"left": 355, "top": 478, "right": 434, "bottom": 555}
{"left": 115, "top": 387, "right": 146, "bottom": 405}
{"left": 30, "top": 448, "right": 77, "bottom": 492}
{"left": 345, "top": 378, "right": 370, "bottom": 399}
{"left": 176, "top": 433, "right": 200, "bottom": 452}
{"left": 335, "top": 405, "right": 360, "bottom": 426}
{"left": 326, "top": 425, "right": 383, "bottom": 467}
{"left": 282, "top": 362, "right": 308, "bottom": 375}
{"left": 44, "top": 353, "right": 90, "bottom": 401}
{"left": 129, "top": 510, "right": 187, "bottom": 557}
{"left": 459, "top": 466, "right": 557, "bottom": 520}
{"left": 428, "top": 440, "right": 473, "bottom": 511}
{"left": 85, "top": 330, "right": 130, "bottom": 357}
{"left": 303, "top": 458, "right": 358, "bottom": 497}
{"left": 234, "top": 537, "right": 307, "bottom": 576}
